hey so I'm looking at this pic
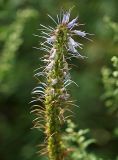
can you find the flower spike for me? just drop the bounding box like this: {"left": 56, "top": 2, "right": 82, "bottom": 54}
{"left": 32, "top": 10, "right": 91, "bottom": 160}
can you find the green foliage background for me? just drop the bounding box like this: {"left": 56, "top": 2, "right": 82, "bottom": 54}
{"left": 0, "top": 0, "right": 118, "bottom": 160}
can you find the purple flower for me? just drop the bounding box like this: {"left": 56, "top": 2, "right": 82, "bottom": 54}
{"left": 73, "top": 30, "right": 86, "bottom": 37}
{"left": 68, "top": 37, "right": 84, "bottom": 58}
{"left": 62, "top": 12, "right": 70, "bottom": 24}
{"left": 67, "top": 17, "right": 78, "bottom": 29}
{"left": 68, "top": 37, "right": 83, "bottom": 50}
{"left": 68, "top": 37, "right": 78, "bottom": 47}
{"left": 68, "top": 39, "right": 78, "bottom": 53}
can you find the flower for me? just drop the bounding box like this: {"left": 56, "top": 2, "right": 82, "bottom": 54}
{"left": 32, "top": 10, "right": 91, "bottom": 160}
{"left": 73, "top": 30, "right": 86, "bottom": 37}
{"left": 62, "top": 12, "right": 70, "bottom": 24}
{"left": 40, "top": 10, "right": 91, "bottom": 60}
{"left": 67, "top": 17, "right": 78, "bottom": 29}
{"left": 68, "top": 37, "right": 83, "bottom": 49}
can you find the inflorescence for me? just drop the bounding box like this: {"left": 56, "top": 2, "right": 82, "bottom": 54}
{"left": 31, "top": 10, "right": 91, "bottom": 160}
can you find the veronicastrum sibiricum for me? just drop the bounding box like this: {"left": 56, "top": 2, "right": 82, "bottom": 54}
{"left": 32, "top": 9, "right": 92, "bottom": 160}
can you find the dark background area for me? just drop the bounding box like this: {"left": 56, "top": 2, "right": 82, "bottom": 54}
{"left": 0, "top": 0, "right": 118, "bottom": 160}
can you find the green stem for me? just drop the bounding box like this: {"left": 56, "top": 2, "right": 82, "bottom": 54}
{"left": 44, "top": 26, "right": 68, "bottom": 160}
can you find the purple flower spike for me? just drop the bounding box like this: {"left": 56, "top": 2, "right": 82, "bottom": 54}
{"left": 40, "top": 10, "right": 92, "bottom": 59}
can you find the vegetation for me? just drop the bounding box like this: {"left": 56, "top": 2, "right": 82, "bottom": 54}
{"left": 0, "top": 0, "right": 118, "bottom": 160}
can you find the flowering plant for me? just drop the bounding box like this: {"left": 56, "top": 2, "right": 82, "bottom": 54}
{"left": 31, "top": 10, "right": 91, "bottom": 160}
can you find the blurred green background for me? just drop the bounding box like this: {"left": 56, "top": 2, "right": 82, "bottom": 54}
{"left": 0, "top": 0, "right": 118, "bottom": 160}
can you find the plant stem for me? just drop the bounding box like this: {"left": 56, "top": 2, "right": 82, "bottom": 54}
{"left": 45, "top": 25, "right": 68, "bottom": 160}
